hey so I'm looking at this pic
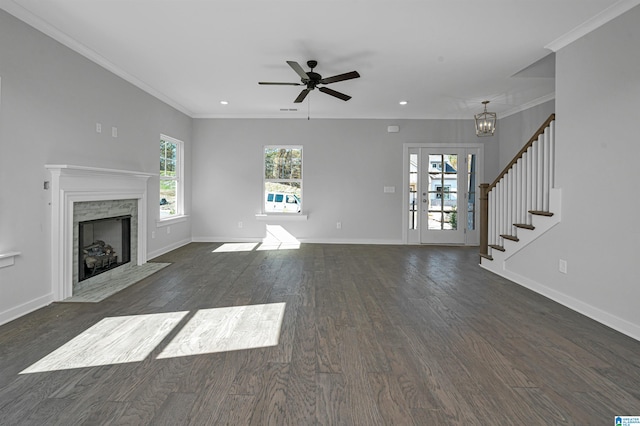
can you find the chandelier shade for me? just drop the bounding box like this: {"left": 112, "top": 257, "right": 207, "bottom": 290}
{"left": 474, "top": 101, "right": 497, "bottom": 137}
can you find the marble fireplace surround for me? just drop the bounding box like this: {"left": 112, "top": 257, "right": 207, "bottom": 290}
{"left": 46, "top": 165, "right": 154, "bottom": 301}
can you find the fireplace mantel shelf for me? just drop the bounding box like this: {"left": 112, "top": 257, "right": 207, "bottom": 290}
{"left": 45, "top": 164, "right": 157, "bottom": 177}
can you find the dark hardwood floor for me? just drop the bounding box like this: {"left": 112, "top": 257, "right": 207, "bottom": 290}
{"left": 1, "top": 243, "right": 639, "bottom": 425}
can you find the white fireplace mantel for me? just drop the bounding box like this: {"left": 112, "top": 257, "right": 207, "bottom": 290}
{"left": 46, "top": 165, "right": 156, "bottom": 301}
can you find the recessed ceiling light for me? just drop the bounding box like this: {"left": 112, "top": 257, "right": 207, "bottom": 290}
{"left": 220, "top": 101, "right": 229, "bottom": 105}
{"left": 399, "top": 101, "right": 408, "bottom": 105}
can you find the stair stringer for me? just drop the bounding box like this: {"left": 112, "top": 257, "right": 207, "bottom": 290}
{"left": 480, "top": 188, "right": 561, "bottom": 272}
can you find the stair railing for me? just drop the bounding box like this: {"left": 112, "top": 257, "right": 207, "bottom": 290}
{"left": 480, "top": 114, "right": 556, "bottom": 259}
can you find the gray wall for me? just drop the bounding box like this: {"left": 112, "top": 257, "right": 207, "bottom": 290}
{"left": 0, "top": 10, "right": 192, "bottom": 323}
{"left": 498, "top": 100, "right": 556, "bottom": 173}
{"left": 191, "top": 118, "right": 497, "bottom": 243}
{"left": 505, "top": 5, "right": 640, "bottom": 338}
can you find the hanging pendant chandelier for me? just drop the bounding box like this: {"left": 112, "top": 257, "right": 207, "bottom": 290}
{"left": 474, "top": 100, "right": 497, "bottom": 137}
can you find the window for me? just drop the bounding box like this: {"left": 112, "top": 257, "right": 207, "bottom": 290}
{"left": 264, "top": 146, "right": 302, "bottom": 213}
{"left": 160, "top": 135, "right": 183, "bottom": 219}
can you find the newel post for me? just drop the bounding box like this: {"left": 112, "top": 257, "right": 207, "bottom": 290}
{"left": 479, "top": 183, "right": 490, "bottom": 259}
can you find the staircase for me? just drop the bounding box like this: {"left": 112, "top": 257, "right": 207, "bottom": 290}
{"left": 480, "top": 114, "right": 560, "bottom": 269}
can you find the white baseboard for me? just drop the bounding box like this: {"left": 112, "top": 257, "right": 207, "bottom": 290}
{"left": 480, "top": 264, "right": 640, "bottom": 342}
{"left": 0, "top": 293, "right": 55, "bottom": 327}
{"left": 191, "top": 236, "right": 403, "bottom": 245}
{"left": 147, "top": 238, "right": 192, "bottom": 260}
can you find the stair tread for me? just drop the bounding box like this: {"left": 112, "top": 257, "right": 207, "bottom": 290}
{"left": 480, "top": 253, "right": 493, "bottom": 261}
{"left": 500, "top": 234, "right": 519, "bottom": 242}
{"left": 529, "top": 210, "right": 554, "bottom": 217}
{"left": 489, "top": 244, "right": 505, "bottom": 252}
{"left": 513, "top": 223, "right": 535, "bottom": 230}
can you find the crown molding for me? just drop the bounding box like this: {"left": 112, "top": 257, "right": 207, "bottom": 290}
{"left": 499, "top": 93, "right": 556, "bottom": 119}
{"left": 545, "top": 0, "right": 640, "bottom": 52}
{"left": 1, "top": 0, "right": 194, "bottom": 117}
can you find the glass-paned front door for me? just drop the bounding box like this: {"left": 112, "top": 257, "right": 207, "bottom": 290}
{"left": 405, "top": 145, "right": 482, "bottom": 245}
{"left": 420, "top": 149, "right": 465, "bottom": 244}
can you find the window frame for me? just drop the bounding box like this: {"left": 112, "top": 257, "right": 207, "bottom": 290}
{"left": 263, "top": 145, "right": 303, "bottom": 215}
{"left": 159, "top": 134, "right": 184, "bottom": 222}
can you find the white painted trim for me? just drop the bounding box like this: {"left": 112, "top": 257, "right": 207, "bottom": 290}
{"left": 499, "top": 93, "right": 556, "bottom": 119}
{"left": 0, "top": 252, "right": 20, "bottom": 268}
{"left": 545, "top": 0, "right": 640, "bottom": 52}
{"left": 192, "top": 237, "right": 262, "bottom": 244}
{"left": 147, "top": 238, "right": 192, "bottom": 260}
{"left": 0, "top": 293, "right": 54, "bottom": 327}
{"left": 480, "top": 264, "right": 640, "bottom": 342}
{"left": 160, "top": 134, "right": 185, "bottom": 220}
{"left": 0, "top": 0, "right": 193, "bottom": 117}
{"left": 156, "top": 215, "right": 189, "bottom": 227}
{"left": 192, "top": 236, "right": 403, "bottom": 245}
{"left": 255, "top": 214, "right": 308, "bottom": 221}
{"left": 45, "top": 164, "right": 156, "bottom": 178}
{"left": 402, "top": 143, "right": 484, "bottom": 245}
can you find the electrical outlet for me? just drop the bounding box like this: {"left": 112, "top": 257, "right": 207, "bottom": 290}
{"left": 151, "top": 231, "right": 156, "bottom": 239}
{"left": 96, "top": 123, "right": 102, "bottom": 133}
{"left": 238, "top": 221, "right": 243, "bottom": 228}
{"left": 112, "top": 126, "right": 118, "bottom": 138}
{"left": 167, "top": 226, "right": 171, "bottom": 234}
{"left": 559, "top": 259, "right": 567, "bottom": 274}
{"left": 336, "top": 222, "right": 342, "bottom": 229}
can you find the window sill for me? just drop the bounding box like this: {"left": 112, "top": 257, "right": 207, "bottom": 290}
{"left": 157, "top": 215, "right": 189, "bottom": 227}
{"left": 255, "top": 213, "right": 308, "bottom": 221}
{"left": 0, "top": 252, "right": 21, "bottom": 268}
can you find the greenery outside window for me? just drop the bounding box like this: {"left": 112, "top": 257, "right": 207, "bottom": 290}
{"left": 264, "top": 146, "right": 302, "bottom": 214}
{"left": 160, "top": 135, "right": 183, "bottom": 220}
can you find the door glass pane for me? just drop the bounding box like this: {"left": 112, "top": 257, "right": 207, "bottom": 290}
{"left": 467, "top": 153, "right": 476, "bottom": 231}
{"left": 409, "top": 153, "right": 418, "bottom": 230}
{"left": 426, "top": 154, "right": 457, "bottom": 230}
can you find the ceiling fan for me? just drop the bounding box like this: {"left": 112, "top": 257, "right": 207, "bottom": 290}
{"left": 259, "top": 60, "right": 360, "bottom": 103}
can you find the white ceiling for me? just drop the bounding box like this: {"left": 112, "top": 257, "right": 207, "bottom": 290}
{"left": 2, "top": 0, "right": 637, "bottom": 119}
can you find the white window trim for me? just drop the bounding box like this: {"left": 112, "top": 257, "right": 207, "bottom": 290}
{"left": 159, "top": 134, "right": 184, "bottom": 222}
{"left": 263, "top": 145, "right": 303, "bottom": 215}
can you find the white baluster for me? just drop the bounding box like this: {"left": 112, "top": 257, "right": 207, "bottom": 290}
{"left": 542, "top": 128, "right": 550, "bottom": 211}
{"left": 489, "top": 190, "right": 495, "bottom": 246}
{"left": 537, "top": 134, "right": 544, "bottom": 211}
{"left": 549, "top": 121, "right": 555, "bottom": 188}
{"left": 521, "top": 151, "right": 528, "bottom": 224}
{"left": 530, "top": 141, "right": 538, "bottom": 212}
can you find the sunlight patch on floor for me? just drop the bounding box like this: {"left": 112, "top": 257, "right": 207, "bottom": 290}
{"left": 157, "top": 302, "right": 286, "bottom": 359}
{"left": 259, "top": 225, "right": 300, "bottom": 250}
{"left": 213, "top": 243, "right": 259, "bottom": 253}
{"left": 20, "top": 311, "right": 188, "bottom": 374}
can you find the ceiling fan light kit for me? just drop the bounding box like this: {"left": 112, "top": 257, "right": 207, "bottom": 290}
{"left": 474, "top": 100, "right": 497, "bottom": 137}
{"left": 259, "top": 60, "right": 360, "bottom": 104}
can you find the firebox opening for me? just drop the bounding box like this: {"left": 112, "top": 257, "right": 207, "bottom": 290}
{"left": 78, "top": 215, "right": 131, "bottom": 282}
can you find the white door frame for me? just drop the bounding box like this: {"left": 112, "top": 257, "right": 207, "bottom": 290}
{"left": 402, "top": 143, "right": 484, "bottom": 245}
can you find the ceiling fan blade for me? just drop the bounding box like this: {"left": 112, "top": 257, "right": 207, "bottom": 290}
{"left": 287, "top": 61, "right": 310, "bottom": 81}
{"left": 259, "top": 82, "right": 303, "bottom": 86}
{"left": 319, "top": 87, "right": 351, "bottom": 101}
{"left": 294, "top": 88, "right": 311, "bottom": 103}
{"left": 319, "top": 71, "right": 360, "bottom": 85}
